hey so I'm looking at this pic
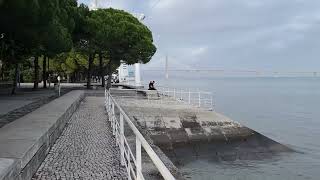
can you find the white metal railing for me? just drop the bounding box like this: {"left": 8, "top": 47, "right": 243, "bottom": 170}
{"left": 156, "top": 86, "right": 214, "bottom": 111}
{"left": 104, "top": 89, "right": 176, "bottom": 180}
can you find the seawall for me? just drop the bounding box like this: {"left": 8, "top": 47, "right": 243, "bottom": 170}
{"left": 110, "top": 88, "right": 292, "bottom": 165}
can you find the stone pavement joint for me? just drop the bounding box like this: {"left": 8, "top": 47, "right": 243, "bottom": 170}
{"left": 32, "top": 97, "right": 127, "bottom": 180}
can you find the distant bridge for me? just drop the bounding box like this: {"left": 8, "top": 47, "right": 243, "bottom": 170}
{"left": 142, "top": 68, "right": 320, "bottom": 77}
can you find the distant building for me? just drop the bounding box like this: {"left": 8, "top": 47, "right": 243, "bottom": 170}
{"left": 116, "top": 62, "right": 140, "bottom": 85}
{"left": 117, "top": 62, "right": 129, "bottom": 83}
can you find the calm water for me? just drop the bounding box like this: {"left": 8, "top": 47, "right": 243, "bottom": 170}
{"left": 142, "top": 72, "right": 320, "bottom": 180}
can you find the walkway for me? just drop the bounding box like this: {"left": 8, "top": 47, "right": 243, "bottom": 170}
{"left": 32, "top": 97, "right": 127, "bottom": 180}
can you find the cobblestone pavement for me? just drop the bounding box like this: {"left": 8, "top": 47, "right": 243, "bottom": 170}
{"left": 32, "top": 97, "right": 127, "bottom": 180}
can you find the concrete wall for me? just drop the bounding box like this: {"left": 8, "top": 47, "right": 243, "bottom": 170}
{"left": 0, "top": 91, "right": 85, "bottom": 180}
{"left": 111, "top": 89, "right": 292, "bottom": 168}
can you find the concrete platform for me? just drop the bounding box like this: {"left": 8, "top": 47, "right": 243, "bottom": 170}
{"left": 0, "top": 91, "right": 84, "bottom": 180}
{"left": 112, "top": 89, "right": 253, "bottom": 147}
{"left": 113, "top": 83, "right": 144, "bottom": 89}
{"left": 110, "top": 89, "right": 292, "bottom": 162}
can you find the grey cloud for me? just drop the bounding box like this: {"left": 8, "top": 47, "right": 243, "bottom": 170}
{"left": 81, "top": 0, "right": 320, "bottom": 71}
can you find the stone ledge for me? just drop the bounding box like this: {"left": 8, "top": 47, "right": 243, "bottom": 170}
{"left": 136, "top": 89, "right": 160, "bottom": 100}
{"left": 0, "top": 90, "right": 85, "bottom": 180}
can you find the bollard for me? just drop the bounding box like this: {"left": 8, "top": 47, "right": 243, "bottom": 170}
{"left": 57, "top": 76, "right": 61, "bottom": 96}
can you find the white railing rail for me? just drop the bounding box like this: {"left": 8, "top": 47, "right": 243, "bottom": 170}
{"left": 156, "top": 86, "right": 214, "bottom": 111}
{"left": 104, "top": 89, "right": 176, "bottom": 180}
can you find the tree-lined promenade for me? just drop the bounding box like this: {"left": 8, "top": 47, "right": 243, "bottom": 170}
{"left": 0, "top": 0, "right": 156, "bottom": 94}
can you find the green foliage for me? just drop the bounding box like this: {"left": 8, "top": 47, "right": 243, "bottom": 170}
{"left": 0, "top": 0, "right": 40, "bottom": 49}
{"left": 88, "top": 8, "right": 157, "bottom": 65}
{"left": 0, "top": 2, "right": 157, "bottom": 87}
{"left": 62, "top": 51, "right": 88, "bottom": 73}
{"left": 38, "top": 0, "right": 76, "bottom": 57}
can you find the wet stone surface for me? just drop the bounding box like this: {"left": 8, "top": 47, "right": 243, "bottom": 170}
{"left": 32, "top": 97, "right": 127, "bottom": 180}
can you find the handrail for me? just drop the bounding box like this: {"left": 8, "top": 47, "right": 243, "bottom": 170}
{"left": 156, "top": 86, "right": 214, "bottom": 111}
{"left": 105, "top": 89, "right": 176, "bottom": 180}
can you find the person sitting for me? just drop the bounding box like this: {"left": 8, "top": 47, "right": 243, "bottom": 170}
{"left": 148, "top": 81, "right": 156, "bottom": 90}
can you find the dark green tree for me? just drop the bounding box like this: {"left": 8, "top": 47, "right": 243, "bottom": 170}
{"left": 0, "top": 0, "right": 40, "bottom": 93}
{"left": 88, "top": 8, "right": 157, "bottom": 89}
{"left": 37, "top": 0, "right": 75, "bottom": 88}
{"left": 72, "top": 4, "right": 96, "bottom": 89}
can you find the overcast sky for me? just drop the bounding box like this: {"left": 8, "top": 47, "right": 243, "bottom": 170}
{"left": 79, "top": 0, "right": 320, "bottom": 72}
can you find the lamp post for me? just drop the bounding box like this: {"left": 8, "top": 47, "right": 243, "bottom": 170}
{"left": 57, "top": 75, "right": 61, "bottom": 96}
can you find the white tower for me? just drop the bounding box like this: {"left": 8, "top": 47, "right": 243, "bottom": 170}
{"left": 135, "top": 63, "right": 141, "bottom": 85}
{"left": 133, "top": 13, "right": 145, "bottom": 86}
{"left": 92, "top": 0, "right": 98, "bottom": 9}
{"left": 165, "top": 55, "right": 169, "bottom": 79}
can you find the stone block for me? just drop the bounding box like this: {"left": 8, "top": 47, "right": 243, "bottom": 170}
{"left": 0, "top": 158, "right": 19, "bottom": 180}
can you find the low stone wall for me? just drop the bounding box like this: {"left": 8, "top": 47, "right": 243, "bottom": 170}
{"left": 0, "top": 90, "right": 85, "bottom": 180}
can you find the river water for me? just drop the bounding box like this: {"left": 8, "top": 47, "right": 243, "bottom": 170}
{"left": 141, "top": 71, "right": 320, "bottom": 180}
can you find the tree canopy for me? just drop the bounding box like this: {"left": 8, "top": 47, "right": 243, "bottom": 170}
{"left": 0, "top": 1, "right": 156, "bottom": 93}
{"left": 87, "top": 8, "right": 156, "bottom": 88}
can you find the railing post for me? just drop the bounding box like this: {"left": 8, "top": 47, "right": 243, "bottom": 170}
{"left": 136, "top": 137, "right": 142, "bottom": 180}
{"left": 127, "top": 148, "right": 131, "bottom": 180}
{"left": 198, "top": 91, "right": 201, "bottom": 107}
{"left": 180, "top": 89, "right": 183, "bottom": 100}
{"left": 120, "top": 113, "right": 125, "bottom": 166}
{"left": 106, "top": 88, "right": 176, "bottom": 180}
{"left": 188, "top": 89, "right": 191, "bottom": 104}
{"left": 173, "top": 88, "right": 176, "bottom": 99}
{"left": 210, "top": 96, "right": 213, "bottom": 111}
{"left": 104, "top": 89, "right": 107, "bottom": 108}
{"left": 108, "top": 95, "right": 111, "bottom": 115}
{"left": 112, "top": 103, "right": 115, "bottom": 135}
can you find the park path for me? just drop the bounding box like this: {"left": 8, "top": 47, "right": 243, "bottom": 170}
{"left": 32, "top": 97, "right": 127, "bottom": 180}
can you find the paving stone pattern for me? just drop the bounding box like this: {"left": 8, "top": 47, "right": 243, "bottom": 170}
{"left": 32, "top": 97, "right": 127, "bottom": 180}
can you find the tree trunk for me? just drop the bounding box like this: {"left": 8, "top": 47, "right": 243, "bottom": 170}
{"left": 106, "top": 62, "right": 112, "bottom": 89}
{"left": 33, "top": 56, "right": 39, "bottom": 89}
{"left": 86, "top": 53, "right": 93, "bottom": 89}
{"left": 47, "top": 57, "right": 50, "bottom": 88}
{"left": 11, "top": 61, "right": 18, "bottom": 95}
{"left": 99, "top": 53, "right": 105, "bottom": 87}
{"left": 42, "top": 56, "right": 47, "bottom": 88}
{"left": 0, "top": 64, "right": 4, "bottom": 81}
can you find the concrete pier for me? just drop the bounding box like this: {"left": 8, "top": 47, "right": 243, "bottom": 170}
{"left": 110, "top": 88, "right": 292, "bottom": 163}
